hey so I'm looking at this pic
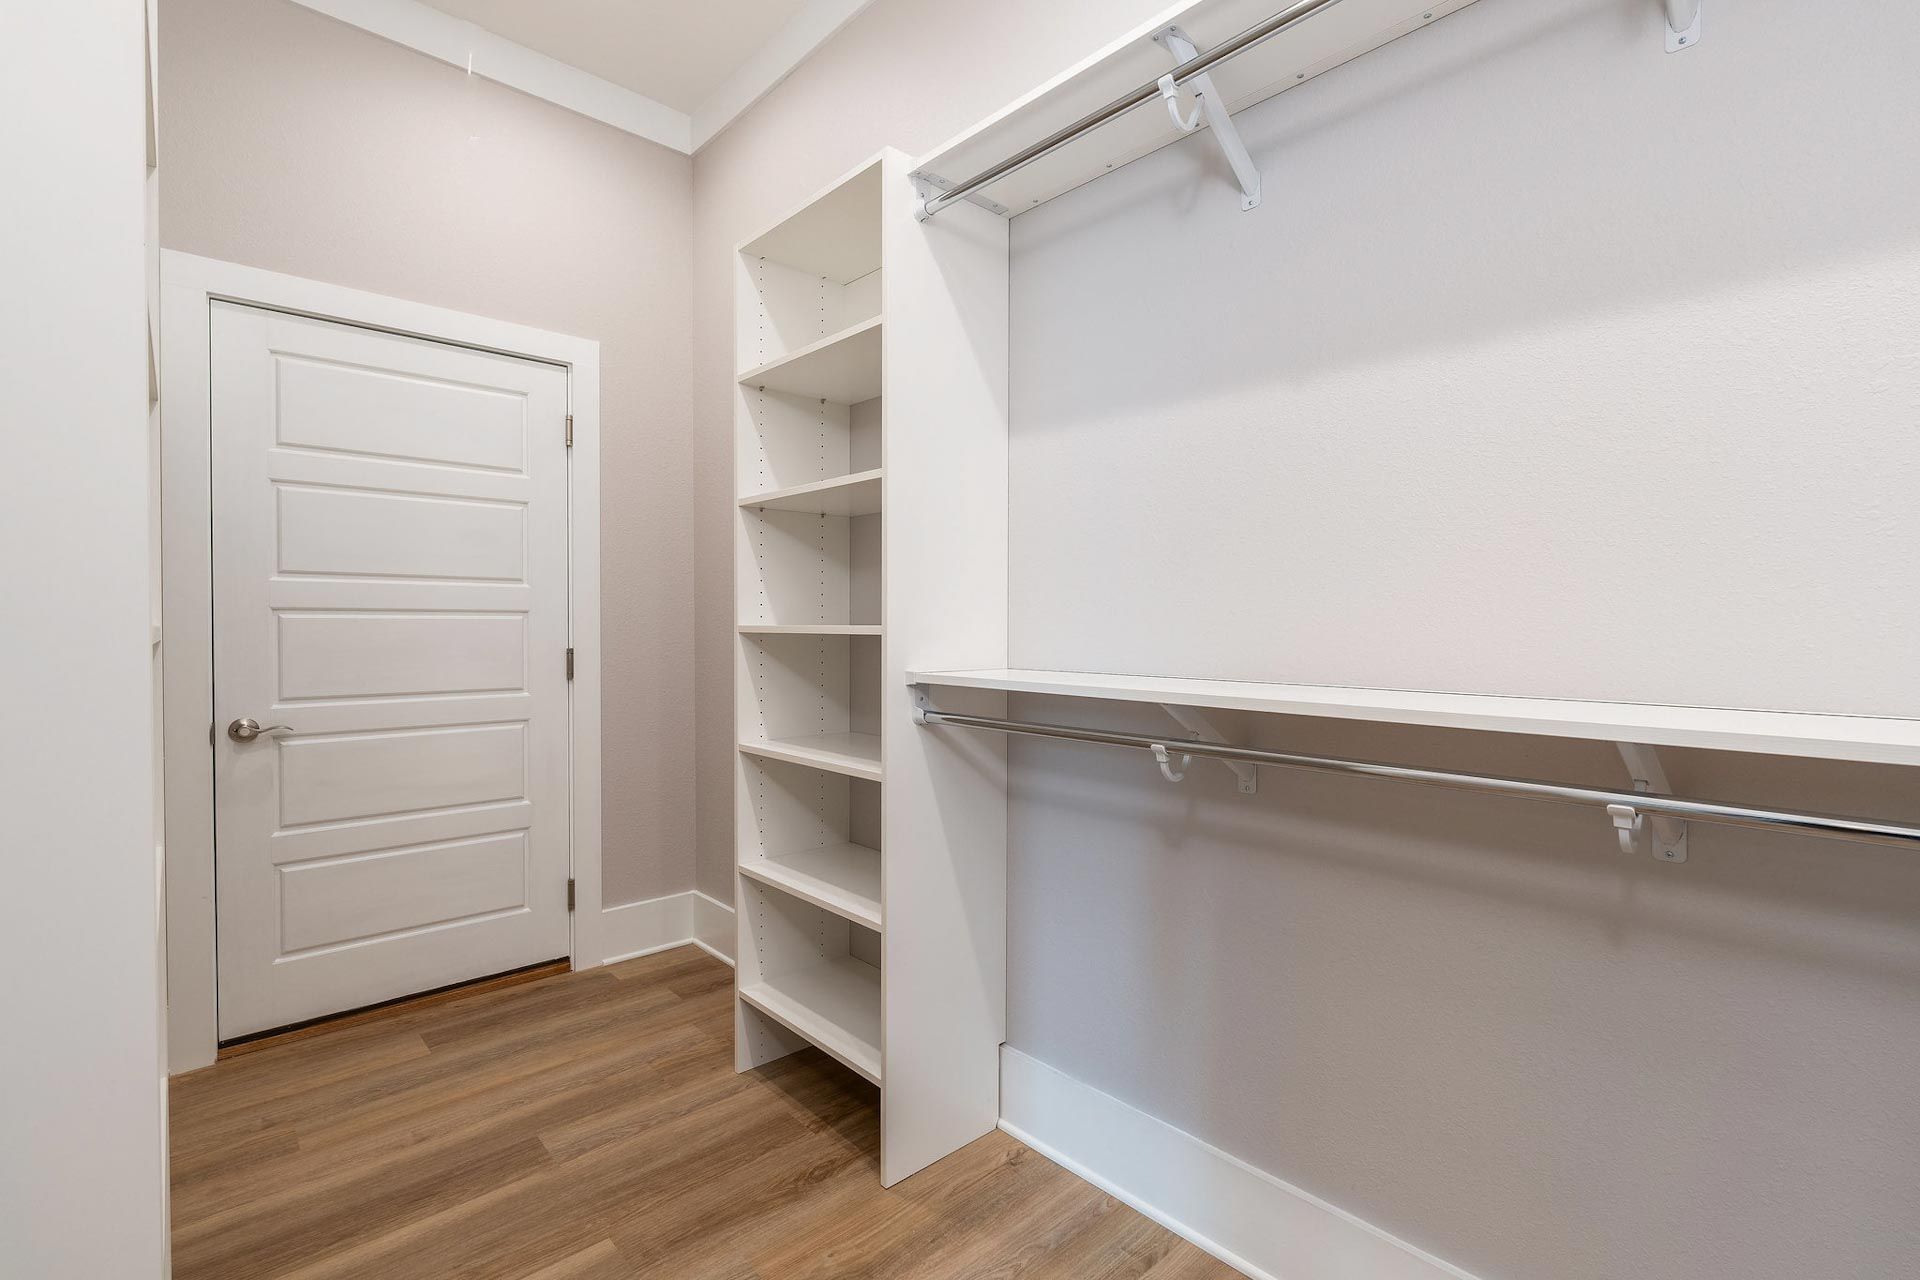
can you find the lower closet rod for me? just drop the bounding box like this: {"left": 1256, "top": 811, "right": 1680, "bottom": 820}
{"left": 914, "top": 707, "right": 1920, "bottom": 851}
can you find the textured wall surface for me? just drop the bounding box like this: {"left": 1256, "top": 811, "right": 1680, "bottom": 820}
{"left": 159, "top": 0, "right": 695, "bottom": 904}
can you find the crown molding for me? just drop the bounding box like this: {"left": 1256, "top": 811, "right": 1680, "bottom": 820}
{"left": 286, "top": 0, "right": 878, "bottom": 155}
{"left": 287, "top": 0, "right": 691, "bottom": 151}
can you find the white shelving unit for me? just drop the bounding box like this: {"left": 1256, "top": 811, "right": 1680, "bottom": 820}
{"left": 733, "top": 151, "right": 1010, "bottom": 1187}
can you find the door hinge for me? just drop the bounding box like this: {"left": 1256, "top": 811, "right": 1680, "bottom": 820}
{"left": 567, "top": 878, "right": 576, "bottom": 912}
{"left": 565, "top": 414, "right": 573, "bottom": 448}
{"left": 565, "top": 647, "right": 575, "bottom": 680}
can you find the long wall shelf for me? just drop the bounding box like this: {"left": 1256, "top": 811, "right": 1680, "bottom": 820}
{"left": 907, "top": 669, "right": 1920, "bottom": 766}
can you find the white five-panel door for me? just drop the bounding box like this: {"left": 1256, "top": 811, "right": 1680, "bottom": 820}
{"left": 211, "top": 303, "right": 572, "bottom": 1039}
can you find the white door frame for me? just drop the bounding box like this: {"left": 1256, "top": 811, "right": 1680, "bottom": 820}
{"left": 160, "top": 252, "right": 603, "bottom": 1073}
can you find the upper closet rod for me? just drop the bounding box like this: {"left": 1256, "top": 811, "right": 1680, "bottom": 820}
{"left": 913, "top": 706, "right": 1920, "bottom": 852}
{"left": 917, "top": 0, "right": 1350, "bottom": 220}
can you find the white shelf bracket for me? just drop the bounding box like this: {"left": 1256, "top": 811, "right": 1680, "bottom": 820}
{"left": 910, "top": 683, "right": 934, "bottom": 725}
{"left": 1663, "top": 0, "right": 1702, "bottom": 51}
{"left": 1615, "top": 742, "right": 1690, "bottom": 863}
{"left": 1160, "top": 704, "right": 1258, "bottom": 794}
{"left": 1152, "top": 26, "right": 1262, "bottom": 211}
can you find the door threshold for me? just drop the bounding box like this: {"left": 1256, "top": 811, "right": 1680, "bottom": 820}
{"left": 215, "top": 958, "right": 570, "bottom": 1061}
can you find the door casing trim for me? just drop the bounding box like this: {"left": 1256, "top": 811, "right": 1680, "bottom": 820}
{"left": 160, "top": 252, "right": 604, "bottom": 1073}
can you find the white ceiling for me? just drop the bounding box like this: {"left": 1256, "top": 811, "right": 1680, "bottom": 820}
{"left": 421, "top": 0, "right": 813, "bottom": 115}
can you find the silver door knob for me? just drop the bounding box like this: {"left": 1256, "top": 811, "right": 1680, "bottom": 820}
{"left": 228, "top": 717, "right": 291, "bottom": 743}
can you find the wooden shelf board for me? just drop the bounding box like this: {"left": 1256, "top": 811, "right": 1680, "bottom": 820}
{"left": 740, "top": 842, "right": 882, "bottom": 931}
{"left": 906, "top": 668, "right": 1920, "bottom": 767}
{"left": 737, "top": 317, "right": 881, "bottom": 404}
{"left": 911, "top": 0, "right": 1480, "bottom": 218}
{"left": 739, "top": 957, "right": 882, "bottom": 1085}
{"left": 739, "top": 732, "right": 883, "bottom": 782}
{"left": 740, "top": 469, "right": 883, "bottom": 517}
{"left": 739, "top": 624, "right": 882, "bottom": 637}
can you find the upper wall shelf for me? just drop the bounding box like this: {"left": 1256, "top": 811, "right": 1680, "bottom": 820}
{"left": 740, "top": 162, "right": 882, "bottom": 284}
{"left": 911, "top": 0, "right": 1480, "bottom": 217}
{"left": 906, "top": 669, "right": 1920, "bottom": 767}
{"left": 738, "top": 317, "right": 882, "bottom": 403}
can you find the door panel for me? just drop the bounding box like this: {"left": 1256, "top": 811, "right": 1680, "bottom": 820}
{"left": 276, "top": 612, "right": 527, "bottom": 701}
{"left": 213, "top": 303, "right": 570, "bottom": 1039}
{"left": 277, "top": 832, "right": 531, "bottom": 954}
{"left": 275, "top": 723, "right": 529, "bottom": 828}
{"left": 273, "top": 353, "right": 529, "bottom": 472}
{"left": 275, "top": 486, "right": 528, "bottom": 581}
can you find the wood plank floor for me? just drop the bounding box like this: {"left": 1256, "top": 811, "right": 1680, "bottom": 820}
{"left": 170, "top": 947, "right": 1241, "bottom": 1280}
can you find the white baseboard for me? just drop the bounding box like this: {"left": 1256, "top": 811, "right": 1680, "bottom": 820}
{"left": 692, "top": 890, "right": 736, "bottom": 965}
{"left": 999, "top": 1048, "right": 1479, "bottom": 1280}
{"left": 599, "top": 890, "right": 735, "bottom": 966}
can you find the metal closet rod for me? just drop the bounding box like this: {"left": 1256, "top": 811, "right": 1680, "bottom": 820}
{"left": 916, "top": 708, "right": 1920, "bottom": 851}
{"left": 920, "top": 0, "right": 1350, "bottom": 219}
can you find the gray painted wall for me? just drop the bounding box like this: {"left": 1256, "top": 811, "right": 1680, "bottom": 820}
{"left": 159, "top": 0, "right": 696, "bottom": 906}
{"left": 1007, "top": 1, "right": 1920, "bottom": 1277}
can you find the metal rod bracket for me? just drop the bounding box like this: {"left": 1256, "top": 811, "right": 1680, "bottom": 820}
{"left": 1161, "top": 704, "right": 1258, "bottom": 793}
{"left": 910, "top": 683, "right": 934, "bottom": 725}
{"left": 909, "top": 170, "right": 1009, "bottom": 222}
{"left": 1664, "top": 0, "right": 1702, "bottom": 51}
{"left": 1616, "top": 742, "right": 1689, "bottom": 862}
{"left": 1151, "top": 743, "right": 1194, "bottom": 783}
{"left": 1152, "top": 27, "right": 1262, "bottom": 211}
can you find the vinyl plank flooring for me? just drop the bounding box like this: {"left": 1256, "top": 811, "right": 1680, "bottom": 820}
{"left": 514, "top": 1240, "right": 638, "bottom": 1280}
{"left": 170, "top": 946, "right": 1242, "bottom": 1280}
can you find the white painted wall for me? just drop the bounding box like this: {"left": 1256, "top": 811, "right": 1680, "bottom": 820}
{"left": 0, "top": 2, "right": 168, "bottom": 1275}
{"left": 1010, "top": 0, "right": 1920, "bottom": 718}
{"left": 1005, "top": 1, "right": 1920, "bottom": 1277}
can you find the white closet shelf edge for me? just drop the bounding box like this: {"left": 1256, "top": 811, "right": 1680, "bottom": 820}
{"left": 906, "top": 668, "right": 1920, "bottom": 767}
{"left": 739, "top": 624, "right": 883, "bottom": 637}
{"left": 739, "top": 842, "right": 883, "bottom": 931}
{"left": 739, "top": 732, "right": 884, "bottom": 781}
{"left": 736, "top": 315, "right": 882, "bottom": 403}
{"left": 739, "top": 468, "right": 883, "bottom": 516}
{"left": 739, "top": 957, "right": 882, "bottom": 1085}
